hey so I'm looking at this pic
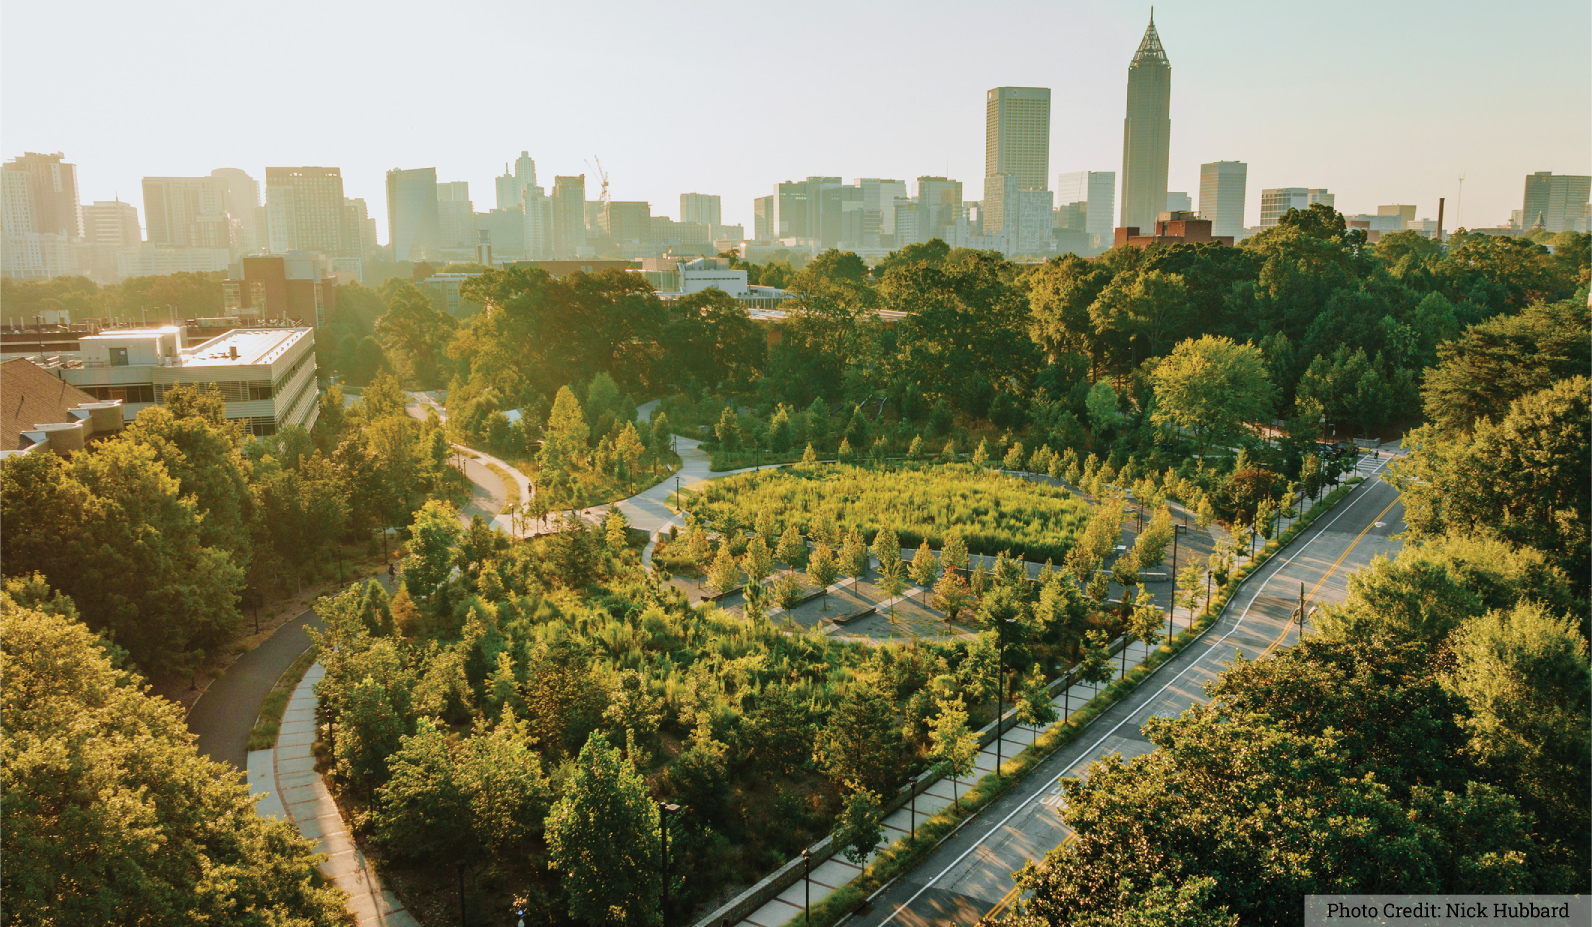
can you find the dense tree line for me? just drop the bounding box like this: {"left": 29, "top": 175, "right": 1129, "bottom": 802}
{"left": 2, "top": 590, "right": 347, "bottom": 923}
{"left": 0, "top": 375, "right": 457, "bottom": 677}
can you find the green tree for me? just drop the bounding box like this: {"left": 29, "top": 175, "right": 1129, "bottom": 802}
{"left": 1421, "top": 299, "right": 1589, "bottom": 434}
{"left": 1444, "top": 602, "right": 1591, "bottom": 880}
{"left": 940, "top": 529, "right": 970, "bottom": 574}
{"left": 742, "top": 535, "right": 775, "bottom": 588}
{"left": 909, "top": 540, "right": 940, "bottom": 600}
{"left": 1085, "top": 380, "right": 1122, "bottom": 434}
{"left": 929, "top": 695, "right": 979, "bottom": 809}
{"left": 125, "top": 386, "right": 253, "bottom": 566}
{"left": 1, "top": 600, "right": 346, "bottom": 925}
{"left": 707, "top": 540, "right": 740, "bottom": 594}
{"left": 931, "top": 571, "right": 972, "bottom": 623}
{"left": 840, "top": 525, "right": 870, "bottom": 581}
{"left": 373, "top": 718, "right": 470, "bottom": 864}
{"left": 376, "top": 279, "right": 458, "bottom": 388}
{"left": 807, "top": 542, "right": 839, "bottom": 608}
{"left": 1151, "top": 335, "right": 1275, "bottom": 461}
{"left": 813, "top": 678, "right": 904, "bottom": 796}
{"left": 831, "top": 787, "right": 885, "bottom": 866}
{"left": 546, "top": 732, "right": 661, "bottom": 926}
{"left": 455, "top": 710, "right": 552, "bottom": 856}
{"left": 1015, "top": 663, "right": 1060, "bottom": 732}
{"left": 714, "top": 405, "right": 742, "bottom": 450}
{"left": 775, "top": 522, "right": 807, "bottom": 572}
{"left": 1131, "top": 507, "right": 1174, "bottom": 569}
{"left": 404, "top": 499, "right": 463, "bottom": 601}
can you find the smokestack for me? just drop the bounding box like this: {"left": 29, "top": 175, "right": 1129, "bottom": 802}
{"left": 1436, "top": 197, "right": 1445, "bottom": 243}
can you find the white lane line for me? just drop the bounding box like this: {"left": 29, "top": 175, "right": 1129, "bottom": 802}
{"left": 879, "top": 460, "right": 1394, "bottom": 924}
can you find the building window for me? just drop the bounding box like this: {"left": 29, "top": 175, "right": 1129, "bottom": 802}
{"left": 248, "top": 383, "right": 273, "bottom": 401}
{"left": 110, "top": 347, "right": 128, "bottom": 367}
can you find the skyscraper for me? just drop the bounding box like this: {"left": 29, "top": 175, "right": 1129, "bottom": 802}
{"left": 916, "top": 177, "right": 964, "bottom": 244}
{"left": 986, "top": 87, "right": 1051, "bottom": 192}
{"left": 266, "top": 167, "right": 347, "bottom": 254}
{"left": 1198, "top": 161, "right": 1248, "bottom": 239}
{"left": 436, "top": 181, "right": 475, "bottom": 251}
{"left": 552, "top": 175, "right": 587, "bottom": 258}
{"left": 386, "top": 168, "right": 442, "bottom": 262}
{"left": 80, "top": 199, "right": 141, "bottom": 246}
{"left": 680, "top": 193, "right": 721, "bottom": 227}
{"left": 1260, "top": 188, "right": 1333, "bottom": 228}
{"left": 3, "top": 152, "right": 80, "bottom": 238}
{"left": 1056, "top": 171, "right": 1116, "bottom": 241}
{"left": 142, "top": 176, "right": 230, "bottom": 250}
{"left": 211, "top": 168, "right": 262, "bottom": 253}
{"left": 1120, "top": 14, "right": 1171, "bottom": 231}
{"left": 1521, "top": 171, "right": 1592, "bottom": 232}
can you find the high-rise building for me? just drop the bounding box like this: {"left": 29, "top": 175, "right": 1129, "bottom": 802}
{"left": 2, "top": 164, "right": 72, "bottom": 280}
{"left": 1120, "top": 14, "right": 1171, "bottom": 231}
{"left": 476, "top": 207, "right": 525, "bottom": 261}
{"left": 680, "top": 193, "right": 721, "bottom": 227}
{"left": 1521, "top": 171, "right": 1592, "bottom": 232}
{"left": 753, "top": 195, "right": 774, "bottom": 241}
{"left": 1166, "top": 191, "right": 1192, "bottom": 212}
{"left": 3, "top": 152, "right": 80, "bottom": 238}
{"left": 551, "top": 175, "right": 587, "bottom": 259}
{"left": 1259, "top": 187, "right": 1334, "bottom": 228}
{"left": 265, "top": 167, "right": 347, "bottom": 255}
{"left": 984, "top": 173, "right": 1053, "bottom": 255}
{"left": 211, "top": 168, "right": 262, "bottom": 253}
{"left": 437, "top": 181, "right": 475, "bottom": 251}
{"left": 986, "top": 88, "right": 1051, "bottom": 193}
{"left": 603, "top": 201, "right": 652, "bottom": 245}
{"left": 1056, "top": 170, "right": 1115, "bottom": 241}
{"left": 142, "top": 176, "right": 232, "bottom": 250}
{"left": 386, "top": 167, "right": 442, "bottom": 262}
{"left": 343, "top": 197, "right": 378, "bottom": 265}
{"left": 772, "top": 177, "right": 842, "bottom": 241}
{"left": 1198, "top": 161, "right": 1248, "bottom": 239}
{"left": 79, "top": 200, "right": 141, "bottom": 247}
{"left": 916, "top": 176, "right": 964, "bottom": 244}
{"left": 858, "top": 179, "right": 907, "bottom": 242}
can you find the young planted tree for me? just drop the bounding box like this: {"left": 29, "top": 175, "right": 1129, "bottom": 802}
{"left": 754, "top": 506, "right": 779, "bottom": 548}
{"left": 831, "top": 788, "right": 885, "bottom": 866}
{"left": 813, "top": 679, "right": 904, "bottom": 797}
{"left": 1068, "top": 630, "right": 1116, "bottom": 717}
{"left": 801, "top": 443, "right": 818, "bottom": 468}
{"left": 742, "top": 535, "right": 775, "bottom": 591}
{"left": 1015, "top": 663, "right": 1060, "bottom": 733}
{"left": 1132, "top": 508, "right": 1175, "bottom": 570}
{"left": 707, "top": 541, "right": 740, "bottom": 595}
{"left": 1176, "top": 561, "right": 1206, "bottom": 630}
{"left": 931, "top": 571, "right": 972, "bottom": 625}
{"left": 940, "top": 529, "right": 970, "bottom": 575}
{"left": 807, "top": 542, "right": 839, "bottom": 610}
{"left": 775, "top": 522, "right": 807, "bottom": 574}
{"left": 879, "top": 558, "right": 907, "bottom": 618}
{"left": 871, "top": 524, "right": 902, "bottom": 581}
{"left": 714, "top": 406, "right": 741, "bottom": 450}
{"left": 837, "top": 437, "right": 856, "bottom": 463}
{"left": 1003, "top": 441, "right": 1026, "bottom": 472}
{"left": 909, "top": 541, "right": 940, "bottom": 605}
{"left": 1129, "top": 600, "right": 1166, "bottom": 664}
{"left": 603, "top": 508, "right": 630, "bottom": 556}
{"left": 907, "top": 434, "right": 925, "bottom": 461}
{"left": 972, "top": 439, "right": 991, "bottom": 468}
{"left": 929, "top": 695, "right": 979, "bottom": 810}
{"left": 840, "top": 526, "right": 870, "bottom": 583}
{"left": 940, "top": 437, "right": 958, "bottom": 463}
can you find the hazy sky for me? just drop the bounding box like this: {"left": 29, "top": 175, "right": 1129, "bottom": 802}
{"left": 4, "top": 0, "right": 1587, "bottom": 241}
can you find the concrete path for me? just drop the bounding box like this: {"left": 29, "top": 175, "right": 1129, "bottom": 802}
{"left": 249, "top": 662, "right": 417, "bottom": 927}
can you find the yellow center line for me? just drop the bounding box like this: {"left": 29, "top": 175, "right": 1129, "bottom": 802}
{"left": 1257, "top": 496, "right": 1399, "bottom": 659}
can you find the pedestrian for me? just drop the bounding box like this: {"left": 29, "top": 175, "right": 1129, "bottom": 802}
{"left": 388, "top": 563, "right": 396, "bottom": 583}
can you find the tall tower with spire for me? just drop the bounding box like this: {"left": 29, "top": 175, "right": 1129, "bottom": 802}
{"left": 1120, "top": 10, "right": 1172, "bottom": 232}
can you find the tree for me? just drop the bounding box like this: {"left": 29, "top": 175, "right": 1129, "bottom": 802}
{"left": 1003, "top": 440, "right": 1026, "bottom": 471}
{"left": 871, "top": 524, "right": 902, "bottom": 579}
{"left": 1132, "top": 507, "right": 1174, "bottom": 570}
{"left": 1151, "top": 336, "right": 1275, "bottom": 461}
{"left": 1015, "top": 663, "right": 1060, "bottom": 732}
{"left": 404, "top": 499, "right": 463, "bottom": 601}
{"left": 376, "top": 279, "right": 458, "bottom": 388}
{"left": 373, "top": 718, "right": 471, "bottom": 864}
{"left": 539, "top": 387, "right": 588, "bottom": 507}
{"left": 660, "top": 287, "right": 766, "bottom": 388}
{"left": 907, "top": 434, "right": 925, "bottom": 460}
{"left": 707, "top": 540, "right": 740, "bottom": 594}
{"left": 909, "top": 541, "right": 940, "bottom": 602}
{"left": 807, "top": 542, "right": 839, "bottom": 608}
{"left": 929, "top": 695, "right": 979, "bottom": 809}
{"left": 831, "top": 788, "right": 885, "bottom": 866}
{"left": 455, "top": 710, "right": 552, "bottom": 856}
{"left": 1, "top": 600, "right": 347, "bottom": 925}
{"left": 840, "top": 526, "right": 869, "bottom": 582}
{"left": 1176, "top": 562, "right": 1206, "bottom": 626}
{"left": 742, "top": 535, "right": 775, "bottom": 589}
{"left": 813, "top": 679, "right": 904, "bottom": 796}
{"left": 604, "top": 508, "right": 631, "bottom": 555}
{"left": 972, "top": 439, "right": 990, "bottom": 468}
{"left": 1421, "top": 299, "right": 1588, "bottom": 434}
{"left": 940, "top": 529, "right": 970, "bottom": 574}
{"left": 124, "top": 386, "right": 253, "bottom": 566}
{"left": 1444, "top": 602, "right": 1591, "bottom": 879}
{"left": 1085, "top": 380, "right": 1122, "bottom": 434}
{"left": 1069, "top": 630, "right": 1116, "bottom": 717}
{"left": 1, "top": 437, "right": 242, "bottom": 677}
{"left": 931, "top": 571, "right": 972, "bottom": 624}
{"left": 747, "top": 684, "right": 816, "bottom": 776}
{"left": 546, "top": 732, "right": 661, "bottom": 926}
{"left": 775, "top": 522, "right": 807, "bottom": 572}
{"left": 714, "top": 405, "right": 742, "bottom": 451}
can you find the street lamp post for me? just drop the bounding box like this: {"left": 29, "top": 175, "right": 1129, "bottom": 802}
{"left": 995, "top": 616, "right": 1016, "bottom": 775}
{"left": 659, "top": 802, "right": 680, "bottom": 927}
{"left": 1170, "top": 524, "right": 1187, "bottom": 638}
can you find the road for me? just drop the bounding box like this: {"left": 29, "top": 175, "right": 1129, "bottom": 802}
{"left": 853, "top": 456, "right": 1405, "bottom": 927}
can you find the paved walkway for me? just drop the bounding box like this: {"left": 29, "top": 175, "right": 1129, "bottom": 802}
{"left": 249, "top": 662, "right": 417, "bottom": 927}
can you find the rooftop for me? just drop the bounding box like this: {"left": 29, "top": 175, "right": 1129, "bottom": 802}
{"left": 184, "top": 328, "right": 309, "bottom": 367}
{"left": 0, "top": 359, "right": 97, "bottom": 451}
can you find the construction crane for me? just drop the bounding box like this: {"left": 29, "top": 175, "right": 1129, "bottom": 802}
{"left": 585, "top": 156, "right": 610, "bottom": 208}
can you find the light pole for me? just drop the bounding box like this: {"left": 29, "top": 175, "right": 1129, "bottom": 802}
{"left": 659, "top": 802, "right": 680, "bottom": 927}
{"left": 1170, "top": 524, "right": 1187, "bottom": 638}
{"left": 995, "top": 616, "right": 1016, "bottom": 775}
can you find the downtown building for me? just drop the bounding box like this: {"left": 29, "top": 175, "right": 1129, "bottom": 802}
{"left": 1055, "top": 170, "right": 1115, "bottom": 255}
{"left": 1260, "top": 187, "right": 1334, "bottom": 228}
{"left": 983, "top": 86, "right": 1053, "bottom": 255}
{"left": 1120, "top": 15, "right": 1172, "bottom": 232}
{"left": 1198, "top": 161, "right": 1248, "bottom": 239}
{"left": 2, "top": 152, "right": 80, "bottom": 280}
{"left": 1521, "top": 171, "right": 1591, "bottom": 232}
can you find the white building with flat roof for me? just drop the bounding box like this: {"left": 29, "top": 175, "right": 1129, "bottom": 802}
{"left": 50, "top": 326, "right": 318, "bottom": 436}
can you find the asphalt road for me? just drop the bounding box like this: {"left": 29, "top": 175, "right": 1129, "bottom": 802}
{"left": 853, "top": 460, "right": 1406, "bottom": 926}
{"left": 187, "top": 606, "right": 324, "bottom": 771}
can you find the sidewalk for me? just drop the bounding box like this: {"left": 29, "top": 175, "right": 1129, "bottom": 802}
{"left": 248, "top": 663, "right": 417, "bottom": 927}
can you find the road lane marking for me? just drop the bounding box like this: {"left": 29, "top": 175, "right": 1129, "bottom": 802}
{"left": 881, "top": 464, "right": 1396, "bottom": 925}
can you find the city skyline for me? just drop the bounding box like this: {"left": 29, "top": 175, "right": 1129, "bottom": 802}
{"left": 3, "top": 1, "right": 1588, "bottom": 241}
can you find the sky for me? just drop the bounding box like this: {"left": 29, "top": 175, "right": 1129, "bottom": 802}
{"left": 3, "top": 0, "right": 1588, "bottom": 242}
